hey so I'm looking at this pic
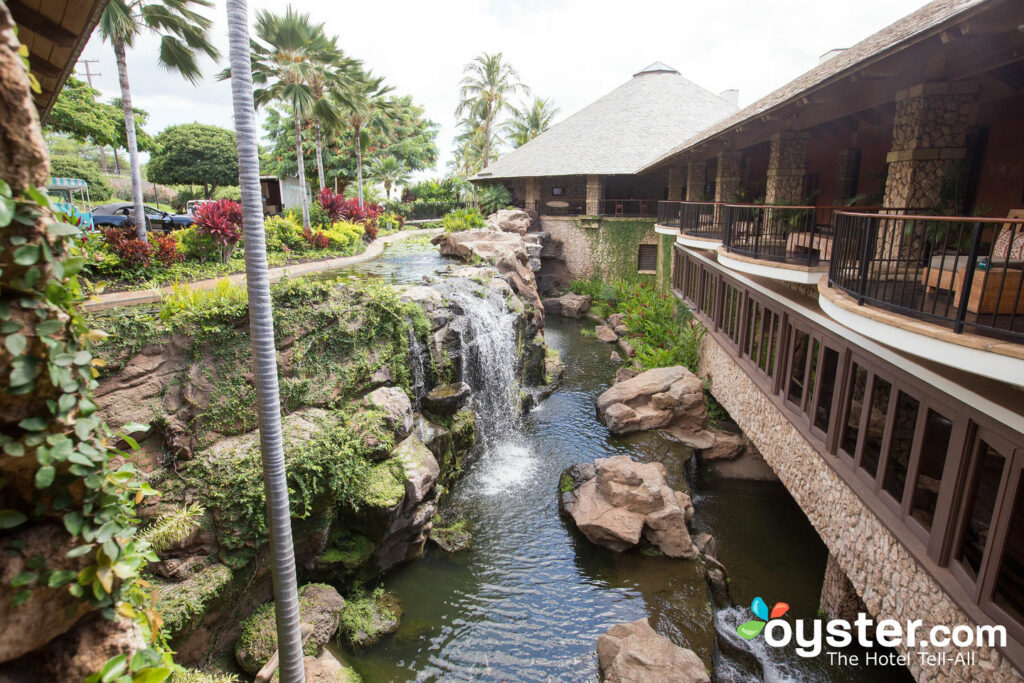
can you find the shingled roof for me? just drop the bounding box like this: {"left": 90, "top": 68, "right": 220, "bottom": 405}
{"left": 473, "top": 64, "right": 738, "bottom": 180}
{"left": 640, "top": 0, "right": 990, "bottom": 171}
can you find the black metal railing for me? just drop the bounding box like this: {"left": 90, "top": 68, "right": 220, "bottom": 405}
{"left": 682, "top": 202, "right": 721, "bottom": 239}
{"left": 829, "top": 210, "right": 1024, "bottom": 342}
{"left": 533, "top": 198, "right": 587, "bottom": 216}
{"left": 533, "top": 198, "right": 660, "bottom": 218}
{"left": 658, "top": 201, "right": 682, "bottom": 227}
{"left": 722, "top": 203, "right": 819, "bottom": 265}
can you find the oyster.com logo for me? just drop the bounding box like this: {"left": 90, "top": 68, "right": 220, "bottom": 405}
{"left": 737, "top": 596, "right": 789, "bottom": 640}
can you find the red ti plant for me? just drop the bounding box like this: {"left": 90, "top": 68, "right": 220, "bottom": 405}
{"left": 101, "top": 225, "right": 153, "bottom": 268}
{"left": 317, "top": 188, "right": 347, "bottom": 224}
{"left": 193, "top": 199, "right": 243, "bottom": 263}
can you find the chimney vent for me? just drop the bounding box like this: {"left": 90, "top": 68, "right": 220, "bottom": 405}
{"left": 719, "top": 89, "right": 739, "bottom": 107}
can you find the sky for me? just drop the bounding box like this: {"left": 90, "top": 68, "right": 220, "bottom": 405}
{"left": 75, "top": 0, "right": 931, "bottom": 180}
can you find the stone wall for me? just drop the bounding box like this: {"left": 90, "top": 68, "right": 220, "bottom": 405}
{"left": 765, "top": 132, "right": 809, "bottom": 204}
{"left": 586, "top": 174, "right": 605, "bottom": 215}
{"left": 820, "top": 552, "right": 868, "bottom": 622}
{"left": 540, "top": 216, "right": 658, "bottom": 283}
{"left": 698, "top": 333, "right": 1019, "bottom": 682}
{"left": 686, "top": 161, "right": 707, "bottom": 202}
{"left": 714, "top": 151, "right": 743, "bottom": 204}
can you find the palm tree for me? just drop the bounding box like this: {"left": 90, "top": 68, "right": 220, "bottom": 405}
{"left": 505, "top": 97, "right": 558, "bottom": 147}
{"left": 99, "top": 0, "right": 219, "bottom": 241}
{"left": 368, "top": 155, "right": 410, "bottom": 201}
{"left": 455, "top": 52, "right": 529, "bottom": 170}
{"left": 335, "top": 71, "right": 395, "bottom": 206}
{"left": 306, "top": 54, "right": 360, "bottom": 192}
{"left": 221, "top": 6, "right": 339, "bottom": 230}
{"left": 224, "top": 1, "right": 306, "bottom": 681}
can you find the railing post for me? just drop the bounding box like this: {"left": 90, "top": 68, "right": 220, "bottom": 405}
{"left": 724, "top": 205, "right": 733, "bottom": 250}
{"left": 953, "top": 221, "right": 983, "bottom": 334}
{"left": 856, "top": 215, "right": 874, "bottom": 305}
{"left": 807, "top": 209, "right": 816, "bottom": 267}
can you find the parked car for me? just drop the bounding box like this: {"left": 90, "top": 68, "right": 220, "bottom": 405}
{"left": 92, "top": 203, "right": 194, "bottom": 232}
{"left": 185, "top": 199, "right": 215, "bottom": 217}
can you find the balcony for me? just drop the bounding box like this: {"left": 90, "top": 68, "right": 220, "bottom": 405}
{"left": 534, "top": 199, "right": 658, "bottom": 218}
{"left": 822, "top": 210, "right": 1024, "bottom": 386}
{"left": 657, "top": 201, "right": 723, "bottom": 249}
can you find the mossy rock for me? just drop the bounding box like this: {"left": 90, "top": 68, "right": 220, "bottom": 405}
{"left": 338, "top": 589, "right": 403, "bottom": 649}
{"left": 235, "top": 583, "right": 346, "bottom": 676}
{"left": 155, "top": 562, "right": 233, "bottom": 639}
{"left": 319, "top": 531, "right": 376, "bottom": 572}
{"left": 429, "top": 517, "right": 471, "bottom": 553}
{"left": 450, "top": 409, "right": 476, "bottom": 455}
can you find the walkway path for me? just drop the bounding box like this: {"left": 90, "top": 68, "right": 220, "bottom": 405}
{"left": 84, "top": 228, "right": 441, "bottom": 311}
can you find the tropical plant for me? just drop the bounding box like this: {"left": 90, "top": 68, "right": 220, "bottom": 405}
{"left": 192, "top": 199, "right": 243, "bottom": 263}
{"left": 478, "top": 184, "right": 512, "bottom": 214}
{"left": 138, "top": 503, "right": 205, "bottom": 551}
{"left": 505, "top": 96, "right": 558, "bottom": 147}
{"left": 441, "top": 207, "right": 486, "bottom": 232}
{"left": 222, "top": 6, "right": 343, "bottom": 230}
{"left": 316, "top": 187, "right": 346, "bottom": 223}
{"left": 224, "top": 0, "right": 305, "bottom": 678}
{"left": 99, "top": 0, "right": 220, "bottom": 241}
{"left": 45, "top": 77, "right": 120, "bottom": 171}
{"left": 342, "top": 182, "right": 384, "bottom": 206}
{"left": 367, "top": 154, "right": 410, "bottom": 201}
{"left": 334, "top": 70, "right": 396, "bottom": 206}
{"left": 455, "top": 52, "right": 529, "bottom": 170}
{"left": 147, "top": 124, "right": 239, "bottom": 199}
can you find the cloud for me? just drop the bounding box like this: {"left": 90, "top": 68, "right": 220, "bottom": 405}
{"left": 76, "top": 0, "right": 929, "bottom": 177}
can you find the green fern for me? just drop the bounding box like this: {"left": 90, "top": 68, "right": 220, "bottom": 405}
{"left": 171, "top": 670, "right": 239, "bottom": 683}
{"left": 140, "top": 503, "right": 206, "bottom": 552}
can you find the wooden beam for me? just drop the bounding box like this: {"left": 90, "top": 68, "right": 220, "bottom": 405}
{"left": 26, "top": 53, "right": 62, "bottom": 79}
{"left": 7, "top": 0, "right": 77, "bottom": 48}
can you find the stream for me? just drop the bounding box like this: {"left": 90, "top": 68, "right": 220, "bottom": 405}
{"left": 332, "top": 239, "right": 913, "bottom": 682}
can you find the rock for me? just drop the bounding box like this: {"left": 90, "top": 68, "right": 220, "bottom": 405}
{"left": 615, "top": 367, "right": 639, "bottom": 383}
{"left": 542, "top": 293, "right": 591, "bottom": 319}
{"left": 614, "top": 324, "right": 629, "bottom": 336}
{"left": 429, "top": 519, "right": 472, "bottom": 552}
{"left": 608, "top": 313, "right": 626, "bottom": 328}
{"left": 596, "top": 366, "right": 707, "bottom": 437}
{"left": 486, "top": 208, "right": 532, "bottom": 234}
{"left": 692, "top": 533, "right": 718, "bottom": 559}
{"left": 597, "top": 618, "right": 709, "bottom": 683}
{"left": 18, "top": 614, "right": 146, "bottom": 682}
{"left": 595, "top": 325, "right": 618, "bottom": 343}
{"left": 394, "top": 435, "right": 440, "bottom": 507}
{"left": 701, "top": 431, "right": 746, "bottom": 461}
{"left": 303, "top": 650, "right": 360, "bottom": 682}
{"left": 340, "top": 591, "right": 403, "bottom": 649}
{"left": 236, "top": 584, "right": 345, "bottom": 676}
{"left": 609, "top": 351, "right": 623, "bottom": 363}
{"left": 563, "top": 456, "right": 697, "bottom": 559}
{"left": 421, "top": 382, "right": 471, "bottom": 415}
{"left": 363, "top": 386, "right": 413, "bottom": 440}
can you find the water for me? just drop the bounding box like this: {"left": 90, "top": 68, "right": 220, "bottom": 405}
{"left": 323, "top": 237, "right": 456, "bottom": 285}
{"left": 339, "top": 319, "right": 912, "bottom": 682}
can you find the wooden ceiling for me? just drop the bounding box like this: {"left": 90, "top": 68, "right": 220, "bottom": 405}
{"left": 8, "top": 0, "right": 109, "bottom": 118}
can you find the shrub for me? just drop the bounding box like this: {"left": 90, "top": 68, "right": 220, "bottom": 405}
{"left": 192, "top": 199, "right": 243, "bottom": 263}
{"left": 264, "top": 215, "right": 307, "bottom": 253}
{"left": 153, "top": 233, "right": 184, "bottom": 265}
{"left": 377, "top": 211, "right": 405, "bottom": 233}
{"left": 322, "top": 221, "right": 365, "bottom": 251}
{"left": 101, "top": 225, "right": 153, "bottom": 268}
{"left": 159, "top": 278, "right": 248, "bottom": 324}
{"left": 441, "top": 207, "right": 486, "bottom": 232}
{"left": 316, "top": 187, "right": 347, "bottom": 224}
{"left": 302, "top": 226, "right": 330, "bottom": 250}
{"left": 173, "top": 226, "right": 218, "bottom": 263}
{"left": 48, "top": 155, "right": 113, "bottom": 201}
{"left": 478, "top": 184, "right": 512, "bottom": 214}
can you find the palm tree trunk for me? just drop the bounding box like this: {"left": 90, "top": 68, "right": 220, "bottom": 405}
{"left": 482, "top": 116, "right": 492, "bottom": 170}
{"left": 314, "top": 120, "right": 326, "bottom": 192}
{"left": 113, "top": 148, "right": 121, "bottom": 175}
{"left": 293, "top": 113, "right": 311, "bottom": 230}
{"left": 225, "top": 2, "right": 306, "bottom": 682}
{"left": 355, "top": 127, "right": 364, "bottom": 207}
{"left": 112, "top": 37, "right": 147, "bottom": 242}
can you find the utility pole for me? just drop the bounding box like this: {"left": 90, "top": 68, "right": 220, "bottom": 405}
{"left": 76, "top": 59, "right": 109, "bottom": 174}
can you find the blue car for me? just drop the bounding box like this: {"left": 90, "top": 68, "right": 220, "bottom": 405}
{"left": 92, "top": 202, "right": 194, "bottom": 232}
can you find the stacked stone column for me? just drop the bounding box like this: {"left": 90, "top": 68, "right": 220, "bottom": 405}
{"left": 834, "top": 149, "right": 861, "bottom": 205}
{"left": 524, "top": 177, "right": 540, "bottom": 213}
{"left": 685, "top": 161, "right": 706, "bottom": 202}
{"left": 667, "top": 167, "right": 684, "bottom": 202}
{"left": 765, "top": 131, "right": 809, "bottom": 205}
{"left": 714, "top": 152, "right": 743, "bottom": 231}
{"left": 819, "top": 553, "right": 868, "bottom": 622}
{"left": 585, "top": 174, "right": 605, "bottom": 216}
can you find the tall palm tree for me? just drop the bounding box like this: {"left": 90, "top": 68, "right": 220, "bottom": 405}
{"left": 224, "top": 1, "right": 305, "bottom": 681}
{"left": 334, "top": 71, "right": 395, "bottom": 207}
{"left": 367, "top": 155, "right": 410, "bottom": 201}
{"left": 505, "top": 97, "right": 558, "bottom": 147}
{"left": 306, "top": 54, "right": 360, "bottom": 191}
{"left": 221, "top": 6, "right": 338, "bottom": 230}
{"left": 455, "top": 52, "right": 529, "bottom": 170}
{"left": 99, "top": 0, "right": 219, "bottom": 241}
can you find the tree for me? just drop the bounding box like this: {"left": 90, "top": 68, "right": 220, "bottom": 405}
{"left": 45, "top": 77, "right": 119, "bottom": 151}
{"left": 305, "top": 56, "right": 360, "bottom": 192}
{"left": 226, "top": 6, "right": 342, "bottom": 230}
{"left": 367, "top": 155, "right": 410, "bottom": 201}
{"left": 99, "top": 0, "right": 220, "bottom": 241}
{"left": 334, "top": 70, "right": 395, "bottom": 206}
{"left": 147, "top": 123, "right": 239, "bottom": 198}
{"left": 224, "top": 1, "right": 306, "bottom": 681}
{"left": 455, "top": 52, "right": 529, "bottom": 170}
{"left": 48, "top": 156, "right": 114, "bottom": 201}
{"left": 506, "top": 97, "right": 558, "bottom": 147}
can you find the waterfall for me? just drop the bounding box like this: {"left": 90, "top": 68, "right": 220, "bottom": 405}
{"left": 406, "top": 326, "right": 428, "bottom": 407}
{"left": 439, "top": 280, "right": 534, "bottom": 495}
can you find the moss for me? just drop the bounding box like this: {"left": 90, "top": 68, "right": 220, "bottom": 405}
{"left": 337, "top": 587, "right": 402, "bottom": 649}
{"left": 237, "top": 584, "right": 337, "bottom": 672}
{"left": 577, "top": 218, "right": 659, "bottom": 284}
{"left": 558, "top": 472, "right": 575, "bottom": 494}
{"left": 352, "top": 459, "right": 406, "bottom": 511}
{"left": 321, "top": 532, "right": 376, "bottom": 570}
{"left": 450, "top": 409, "right": 476, "bottom": 456}
{"left": 155, "top": 562, "right": 233, "bottom": 638}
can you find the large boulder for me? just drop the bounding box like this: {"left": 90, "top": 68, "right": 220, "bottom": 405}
{"left": 596, "top": 367, "right": 709, "bottom": 444}
{"left": 486, "top": 208, "right": 532, "bottom": 234}
{"left": 421, "top": 382, "right": 471, "bottom": 415}
{"left": 303, "top": 650, "right": 361, "bottom": 682}
{"left": 363, "top": 386, "right": 413, "bottom": 440}
{"left": 597, "top": 618, "right": 709, "bottom": 683}
{"left": 235, "top": 584, "right": 345, "bottom": 676}
{"left": 595, "top": 325, "right": 618, "bottom": 343}
{"left": 542, "top": 293, "right": 591, "bottom": 319}
{"left": 562, "top": 456, "right": 697, "bottom": 559}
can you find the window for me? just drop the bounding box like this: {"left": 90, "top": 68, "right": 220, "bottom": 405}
{"left": 909, "top": 409, "right": 953, "bottom": 531}
{"left": 955, "top": 438, "right": 1008, "bottom": 582}
{"left": 638, "top": 244, "right": 658, "bottom": 272}
{"left": 882, "top": 391, "right": 920, "bottom": 503}
{"left": 787, "top": 330, "right": 811, "bottom": 405}
{"left": 993, "top": 475, "right": 1024, "bottom": 624}
{"left": 840, "top": 362, "right": 868, "bottom": 459}
{"left": 859, "top": 375, "right": 892, "bottom": 479}
{"left": 813, "top": 347, "right": 840, "bottom": 434}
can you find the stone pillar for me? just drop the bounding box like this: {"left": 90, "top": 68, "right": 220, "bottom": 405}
{"left": 525, "top": 177, "right": 540, "bottom": 212}
{"left": 765, "top": 131, "right": 809, "bottom": 204}
{"left": 882, "top": 82, "right": 978, "bottom": 211}
{"left": 667, "top": 166, "right": 684, "bottom": 202}
{"left": 819, "top": 553, "right": 868, "bottom": 622}
{"left": 685, "top": 161, "right": 706, "bottom": 202}
{"left": 585, "top": 174, "right": 604, "bottom": 216}
{"left": 713, "top": 151, "right": 743, "bottom": 204}
{"left": 834, "top": 149, "right": 861, "bottom": 205}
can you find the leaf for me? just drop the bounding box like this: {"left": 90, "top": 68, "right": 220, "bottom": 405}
{"left": 120, "top": 423, "right": 149, "bottom": 434}
{"left": 751, "top": 596, "right": 769, "bottom": 621}
{"left": 47, "top": 570, "right": 78, "bottom": 587}
{"left": 130, "top": 648, "right": 162, "bottom": 672}
{"left": 96, "top": 566, "right": 113, "bottom": 594}
{"left": 736, "top": 620, "right": 766, "bottom": 640}
{"left": 64, "top": 511, "right": 84, "bottom": 535}
{"left": 11, "top": 589, "right": 31, "bottom": 606}
{"left": 131, "top": 668, "right": 171, "bottom": 683}
{"left": 0, "top": 510, "right": 27, "bottom": 529}
{"left": 4, "top": 333, "right": 26, "bottom": 356}
{"left": 35, "top": 465, "right": 55, "bottom": 489}
{"left": 770, "top": 602, "right": 790, "bottom": 619}
{"left": 12, "top": 244, "right": 40, "bottom": 266}
{"left": 67, "top": 544, "right": 94, "bottom": 558}
{"left": 100, "top": 653, "right": 127, "bottom": 682}
{"left": 18, "top": 417, "right": 47, "bottom": 431}
{"left": 47, "top": 222, "right": 82, "bottom": 237}
{"left": 11, "top": 571, "right": 37, "bottom": 587}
